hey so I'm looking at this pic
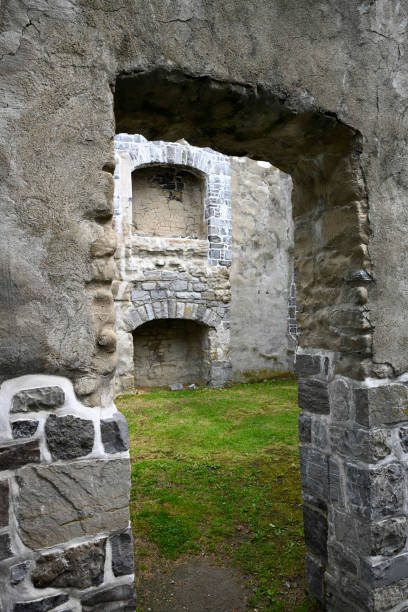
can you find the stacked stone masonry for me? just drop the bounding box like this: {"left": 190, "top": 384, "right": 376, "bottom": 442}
{"left": 113, "top": 134, "right": 233, "bottom": 392}
{"left": 297, "top": 350, "right": 408, "bottom": 610}
{"left": 113, "top": 134, "right": 294, "bottom": 392}
{"left": 0, "top": 375, "right": 136, "bottom": 611}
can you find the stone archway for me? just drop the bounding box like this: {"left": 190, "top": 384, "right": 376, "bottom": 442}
{"left": 118, "top": 298, "right": 229, "bottom": 392}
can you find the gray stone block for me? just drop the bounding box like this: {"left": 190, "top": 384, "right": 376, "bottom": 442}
{"left": 312, "top": 419, "right": 328, "bottom": 450}
{"left": 10, "top": 561, "right": 30, "bottom": 585}
{"left": 305, "top": 554, "right": 324, "bottom": 603}
{"left": 81, "top": 584, "right": 137, "bottom": 612}
{"left": 0, "top": 479, "right": 9, "bottom": 527}
{"left": 0, "top": 532, "right": 12, "bottom": 561}
{"left": 329, "top": 459, "right": 344, "bottom": 507}
{"left": 16, "top": 459, "right": 130, "bottom": 549}
{"left": 371, "top": 517, "right": 407, "bottom": 556}
{"left": 302, "top": 491, "right": 327, "bottom": 513}
{"left": 170, "top": 280, "right": 188, "bottom": 291}
{"left": 347, "top": 462, "right": 404, "bottom": 520}
{"left": 298, "top": 413, "right": 312, "bottom": 443}
{"left": 295, "top": 354, "right": 321, "bottom": 378}
{"left": 11, "top": 386, "right": 64, "bottom": 413}
{"left": 330, "top": 425, "right": 391, "bottom": 462}
{"left": 362, "top": 553, "right": 408, "bottom": 588}
{"left": 32, "top": 539, "right": 106, "bottom": 589}
{"left": 303, "top": 505, "right": 328, "bottom": 561}
{"left": 372, "top": 579, "right": 408, "bottom": 610}
{"left": 45, "top": 414, "right": 94, "bottom": 460}
{"left": 329, "top": 542, "right": 358, "bottom": 574}
{"left": 355, "top": 384, "right": 408, "bottom": 427}
{"left": 100, "top": 412, "right": 129, "bottom": 453}
{"left": 170, "top": 383, "right": 183, "bottom": 391}
{"left": 329, "top": 377, "right": 352, "bottom": 421}
{"left": 300, "top": 446, "right": 329, "bottom": 501}
{"left": 110, "top": 528, "right": 134, "bottom": 576}
{"left": 340, "top": 574, "right": 373, "bottom": 611}
{"left": 399, "top": 426, "right": 408, "bottom": 452}
{"left": 14, "top": 595, "right": 69, "bottom": 612}
{"left": 11, "top": 420, "right": 39, "bottom": 439}
{"left": 298, "top": 379, "right": 330, "bottom": 414}
{"left": 0, "top": 440, "right": 40, "bottom": 471}
{"left": 130, "top": 289, "right": 149, "bottom": 300}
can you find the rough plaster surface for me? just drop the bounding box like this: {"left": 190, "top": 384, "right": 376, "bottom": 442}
{"left": 230, "top": 157, "right": 293, "bottom": 380}
{"left": 1, "top": 0, "right": 405, "bottom": 382}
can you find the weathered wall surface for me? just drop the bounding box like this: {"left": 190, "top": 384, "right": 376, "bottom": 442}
{"left": 1, "top": 1, "right": 407, "bottom": 609}
{"left": 230, "top": 157, "right": 293, "bottom": 380}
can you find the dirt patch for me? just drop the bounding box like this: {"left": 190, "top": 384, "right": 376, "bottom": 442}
{"left": 136, "top": 556, "right": 251, "bottom": 612}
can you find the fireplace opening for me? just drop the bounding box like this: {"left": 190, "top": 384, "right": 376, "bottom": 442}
{"left": 132, "top": 318, "right": 210, "bottom": 388}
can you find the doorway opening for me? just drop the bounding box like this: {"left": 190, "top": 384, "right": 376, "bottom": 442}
{"left": 114, "top": 68, "right": 369, "bottom": 609}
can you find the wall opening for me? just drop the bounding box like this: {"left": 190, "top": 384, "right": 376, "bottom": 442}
{"left": 114, "top": 68, "right": 371, "bottom": 608}
{"left": 132, "top": 165, "right": 206, "bottom": 238}
{"left": 132, "top": 318, "right": 210, "bottom": 388}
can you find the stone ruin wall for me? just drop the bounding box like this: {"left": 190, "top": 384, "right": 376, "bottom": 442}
{"left": 113, "top": 134, "right": 294, "bottom": 393}
{"left": 230, "top": 156, "right": 295, "bottom": 381}
{"left": 0, "top": 376, "right": 136, "bottom": 611}
{"left": 1, "top": 2, "right": 407, "bottom": 609}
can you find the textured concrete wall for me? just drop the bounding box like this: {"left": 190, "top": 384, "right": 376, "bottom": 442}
{"left": 132, "top": 166, "right": 205, "bottom": 238}
{"left": 230, "top": 157, "right": 293, "bottom": 380}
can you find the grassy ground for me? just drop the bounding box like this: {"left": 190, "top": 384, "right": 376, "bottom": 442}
{"left": 117, "top": 376, "right": 318, "bottom": 611}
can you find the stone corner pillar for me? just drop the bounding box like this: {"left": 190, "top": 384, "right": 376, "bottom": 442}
{"left": 0, "top": 374, "right": 136, "bottom": 612}
{"left": 298, "top": 350, "right": 408, "bottom": 610}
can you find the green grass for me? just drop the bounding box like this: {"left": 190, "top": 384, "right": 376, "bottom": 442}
{"left": 117, "top": 376, "right": 318, "bottom": 611}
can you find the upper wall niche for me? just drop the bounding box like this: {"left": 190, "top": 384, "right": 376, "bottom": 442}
{"left": 131, "top": 165, "right": 206, "bottom": 238}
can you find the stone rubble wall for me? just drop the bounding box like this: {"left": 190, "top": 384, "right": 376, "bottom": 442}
{"left": 0, "top": 375, "right": 135, "bottom": 611}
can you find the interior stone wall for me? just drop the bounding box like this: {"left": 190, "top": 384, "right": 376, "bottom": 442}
{"left": 132, "top": 166, "right": 205, "bottom": 238}
{"left": 133, "top": 319, "right": 209, "bottom": 387}
{"left": 113, "top": 135, "right": 232, "bottom": 394}
{"left": 230, "top": 157, "right": 294, "bottom": 380}
{"left": 115, "top": 137, "right": 294, "bottom": 392}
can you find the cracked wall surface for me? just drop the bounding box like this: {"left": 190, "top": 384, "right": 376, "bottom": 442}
{"left": 1, "top": 1, "right": 408, "bottom": 609}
